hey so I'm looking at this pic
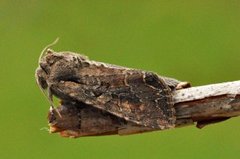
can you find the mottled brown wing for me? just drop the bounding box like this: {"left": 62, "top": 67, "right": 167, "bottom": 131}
{"left": 47, "top": 52, "right": 175, "bottom": 129}
{"left": 93, "top": 71, "right": 176, "bottom": 129}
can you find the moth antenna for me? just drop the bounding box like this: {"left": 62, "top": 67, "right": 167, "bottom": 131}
{"left": 38, "top": 38, "right": 59, "bottom": 64}
{"left": 35, "top": 78, "right": 56, "bottom": 110}
{"left": 35, "top": 70, "right": 52, "bottom": 106}
{"left": 36, "top": 38, "right": 59, "bottom": 109}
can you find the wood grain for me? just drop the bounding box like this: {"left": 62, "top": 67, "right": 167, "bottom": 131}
{"left": 174, "top": 81, "right": 240, "bottom": 128}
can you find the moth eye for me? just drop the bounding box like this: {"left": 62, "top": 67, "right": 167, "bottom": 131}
{"left": 38, "top": 75, "right": 48, "bottom": 89}
{"left": 36, "top": 68, "right": 48, "bottom": 89}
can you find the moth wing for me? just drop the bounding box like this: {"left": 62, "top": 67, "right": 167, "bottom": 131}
{"left": 99, "top": 72, "right": 174, "bottom": 129}
{"left": 50, "top": 57, "right": 175, "bottom": 129}
{"left": 78, "top": 71, "right": 175, "bottom": 129}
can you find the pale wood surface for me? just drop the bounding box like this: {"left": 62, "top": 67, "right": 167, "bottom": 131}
{"left": 173, "top": 81, "right": 240, "bottom": 128}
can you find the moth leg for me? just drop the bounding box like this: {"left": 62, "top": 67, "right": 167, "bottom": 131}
{"left": 47, "top": 86, "right": 54, "bottom": 106}
{"left": 48, "top": 85, "right": 62, "bottom": 118}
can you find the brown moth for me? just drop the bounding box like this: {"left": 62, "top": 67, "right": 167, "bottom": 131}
{"left": 36, "top": 47, "right": 190, "bottom": 138}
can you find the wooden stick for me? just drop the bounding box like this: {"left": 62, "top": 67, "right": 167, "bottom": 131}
{"left": 173, "top": 81, "right": 240, "bottom": 128}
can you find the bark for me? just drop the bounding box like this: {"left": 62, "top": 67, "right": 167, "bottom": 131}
{"left": 173, "top": 80, "right": 240, "bottom": 128}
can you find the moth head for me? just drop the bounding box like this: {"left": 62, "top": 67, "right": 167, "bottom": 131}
{"left": 36, "top": 38, "right": 89, "bottom": 90}
{"left": 38, "top": 49, "right": 61, "bottom": 73}
{"left": 36, "top": 50, "right": 73, "bottom": 87}
{"left": 39, "top": 50, "right": 89, "bottom": 74}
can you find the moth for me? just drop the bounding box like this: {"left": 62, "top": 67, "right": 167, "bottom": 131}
{"left": 36, "top": 45, "right": 190, "bottom": 138}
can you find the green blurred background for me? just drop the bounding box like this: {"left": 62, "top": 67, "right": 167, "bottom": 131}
{"left": 0, "top": 0, "right": 240, "bottom": 159}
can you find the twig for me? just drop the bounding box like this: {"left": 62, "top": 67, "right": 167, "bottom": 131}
{"left": 173, "top": 80, "right": 240, "bottom": 128}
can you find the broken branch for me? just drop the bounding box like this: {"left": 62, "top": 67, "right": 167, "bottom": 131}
{"left": 173, "top": 80, "right": 240, "bottom": 128}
